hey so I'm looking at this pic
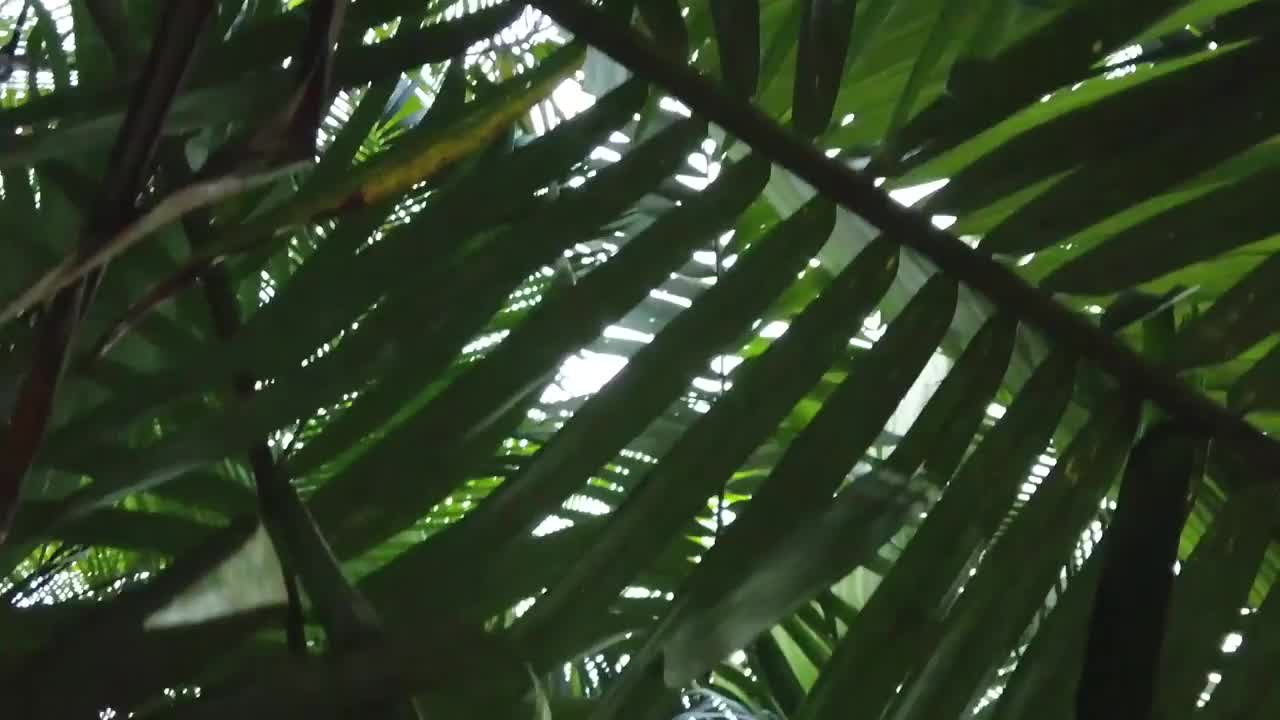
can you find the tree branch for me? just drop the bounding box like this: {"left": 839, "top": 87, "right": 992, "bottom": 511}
{"left": 530, "top": 0, "right": 1280, "bottom": 479}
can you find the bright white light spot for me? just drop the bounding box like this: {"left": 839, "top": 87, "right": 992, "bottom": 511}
{"left": 711, "top": 355, "right": 743, "bottom": 375}
{"left": 1105, "top": 44, "right": 1144, "bottom": 66}
{"left": 1105, "top": 64, "right": 1138, "bottom": 80}
{"left": 862, "top": 310, "right": 886, "bottom": 340}
{"left": 840, "top": 113, "right": 856, "bottom": 127}
{"left": 609, "top": 131, "right": 631, "bottom": 144}
{"left": 551, "top": 80, "right": 596, "bottom": 119}
{"left": 541, "top": 351, "right": 628, "bottom": 403}
{"left": 889, "top": 179, "right": 949, "bottom": 208}
{"left": 512, "top": 596, "right": 538, "bottom": 618}
{"left": 604, "top": 325, "right": 655, "bottom": 343}
{"left": 986, "top": 403, "right": 1007, "bottom": 419}
{"left": 675, "top": 174, "right": 711, "bottom": 191}
{"left": 692, "top": 376, "right": 726, "bottom": 394}
{"left": 825, "top": 148, "right": 841, "bottom": 158}
{"left": 693, "top": 250, "right": 719, "bottom": 266}
{"left": 564, "top": 494, "right": 612, "bottom": 516}
{"left": 659, "top": 96, "right": 692, "bottom": 117}
{"left": 931, "top": 214, "right": 958, "bottom": 230}
{"left": 1085, "top": 304, "right": 1104, "bottom": 315}
{"left": 590, "top": 146, "right": 622, "bottom": 163}
{"left": 759, "top": 320, "right": 789, "bottom": 339}
{"left": 650, "top": 288, "right": 693, "bottom": 307}
{"left": 1208, "top": 41, "right": 1219, "bottom": 51}
{"left": 1222, "top": 632, "right": 1244, "bottom": 653}
{"left": 532, "top": 515, "right": 574, "bottom": 537}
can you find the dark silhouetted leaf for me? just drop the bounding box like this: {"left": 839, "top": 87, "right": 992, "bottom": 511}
{"left": 792, "top": 0, "right": 859, "bottom": 136}
{"left": 512, "top": 238, "right": 901, "bottom": 665}
{"left": 661, "top": 276, "right": 958, "bottom": 685}
{"left": 888, "top": 399, "right": 1140, "bottom": 720}
{"left": 1076, "top": 421, "right": 1206, "bottom": 720}
{"left": 1172, "top": 252, "right": 1280, "bottom": 368}
{"left": 710, "top": 0, "right": 760, "bottom": 96}
{"left": 798, "top": 352, "right": 1076, "bottom": 720}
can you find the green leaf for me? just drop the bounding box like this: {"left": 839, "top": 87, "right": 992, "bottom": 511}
{"left": 751, "top": 634, "right": 806, "bottom": 716}
{"left": 1043, "top": 168, "right": 1280, "bottom": 295}
{"left": 987, "top": 536, "right": 1108, "bottom": 720}
{"left": 1199, "top": 562, "right": 1280, "bottom": 719}
{"left": 32, "top": 112, "right": 697, "bottom": 540}
{"left": 883, "top": 313, "right": 1018, "bottom": 484}
{"left": 14, "top": 607, "right": 282, "bottom": 718}
{"left": 512, "top": 237, "right": 900, "bottom": 665}
{"left": 841, "top": 0, "right": 897, "bottom": 73}
{"left": 899, "top": 0, "right": 1186, "bottom": 163}
{"left": 13, "top": 503, "right": 216, "bottom": 557}
{"left": 404, "top": 195, "right": 838, "bottom": 590}
{"left": 0, "top": 3, "right": 526, "bottom": 172}
{"left": 5, "top": 519, "right": 279, "bottom": 716}
{"left": 880, "top": 1, "right": 969, "bottom": 156}
{"left": 303, "top": 77, "right": 400, "bottom": 193}
{"left": 886, "top": 399, "right": 1141, "bottom": 720}
{"left": 710, "top": 0, "right": 760, "bottom": 96}
{"left": 1077, "top": 421, "right": 1206, "bottom": 720}
{"left": 922, "top": 41, "right": 1262, "bottom": 218}
{"left": 142, "top": 622, "right": 534, "bottom": 720}
{"left": 234, "top": 78, "right": 649, "bottom": 419}
{"left": 30, "top": 2, "right": 70, "bottom": 91}
{"left": 659, "top": 275, "right": 958, "bottom": 684}
{"left": 1098, "top": 287, "right": 1196, "bottom": 334}
{"left": 1155, "top": 483, "right": 1273, "bottom": 720}
{"left": 362, "top": 517, "right": 607, "bottom": 628}
{"left": 308, "top": 119, "right": 710, "bottom": 556}
{"left": 1172, "top": 252, "right": 1280, "bottom": 368}
{"left": 797, "top": 351, "right": 1076, "bottom": 720}
{"left": 980, "top": 51, "right": 1280, "bottom": 257}
{"left": 637, "top": 0, "right": 688, "bottom": 58}
{"left": 792, "top": 0, "right": 859, "bottom": 136}
{"left": 663, "top": 466, "right": 929, "bottom": 687}
{"left": 780, "top": 613, "right": 832, "bottom": 671}
{"left": 1229, "top": 340, "right": 1280, "bottom": 413}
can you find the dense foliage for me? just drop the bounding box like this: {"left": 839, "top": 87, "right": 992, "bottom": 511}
{"left": 1, "top": 0, "right": 1279, "bottom": 718}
